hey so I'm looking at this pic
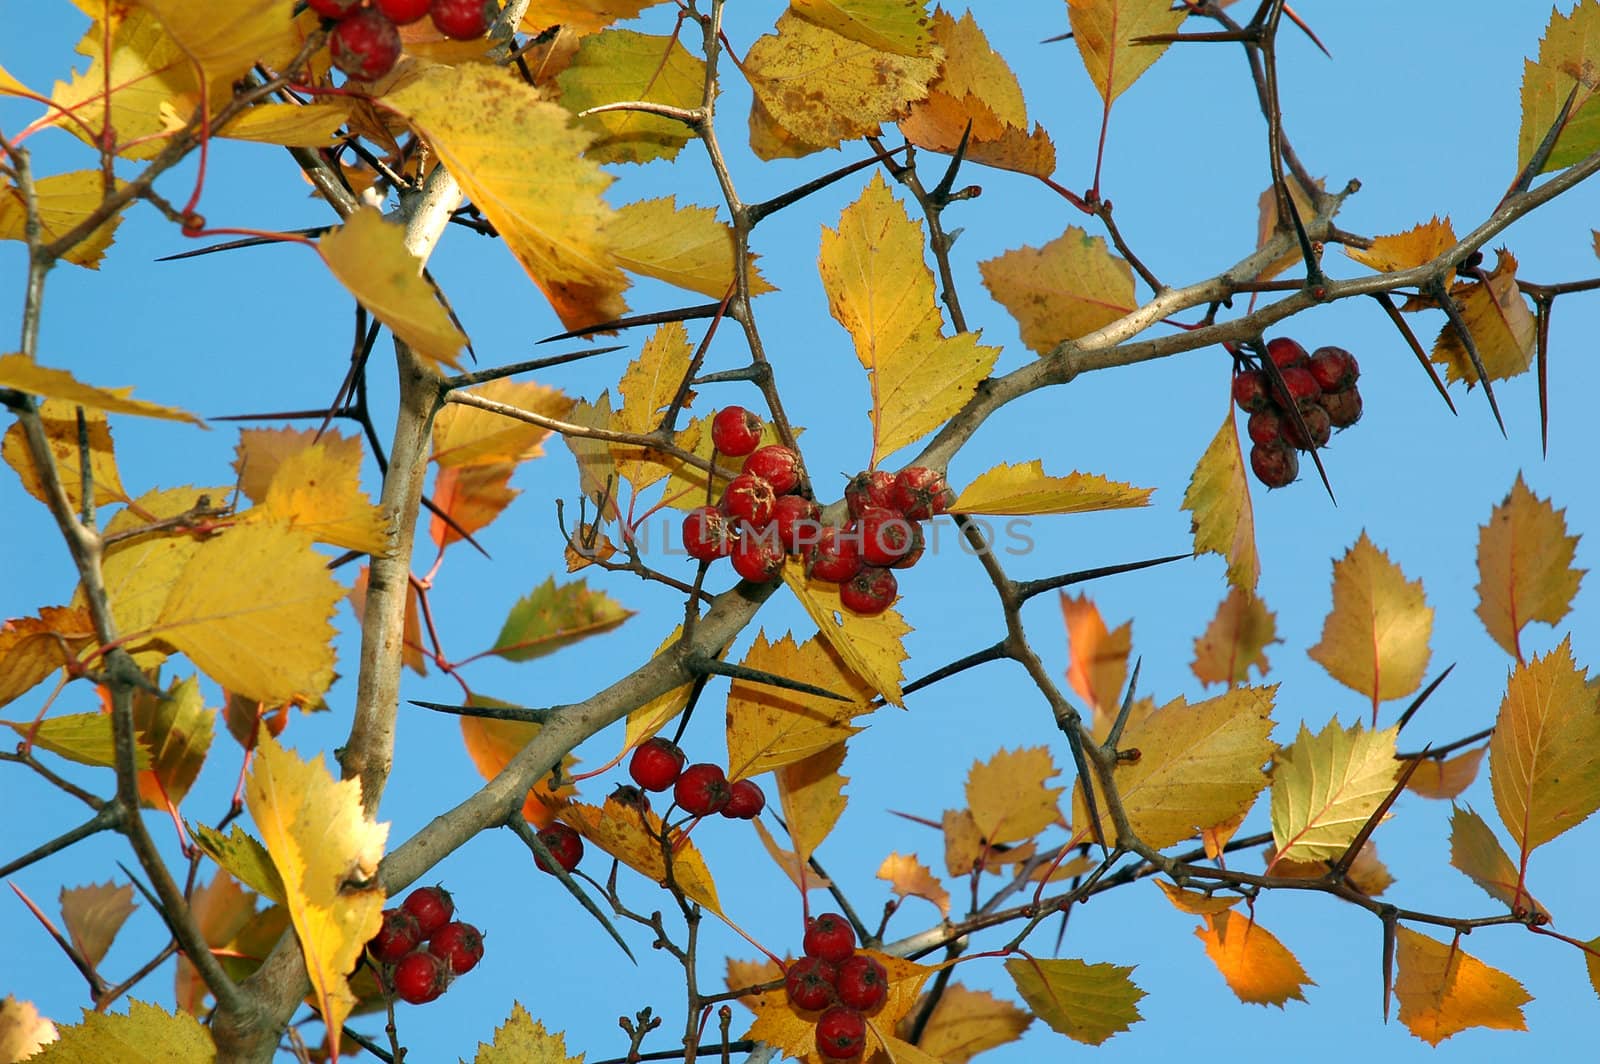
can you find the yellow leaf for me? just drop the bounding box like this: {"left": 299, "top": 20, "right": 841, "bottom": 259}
{"left": 559, "top": 796, "right": 720, "bottom": 913}
{"left": 607, "top": 197, "right": 774, "bottom": 298}
{"left": 1307, "top": 532, "right": 1433, "bottom": 708}
{"left": 1195, "top": 910, "right": 1313, "bottom": 1007}
{"left": 1004, "top": 956, "right": 1144, "bottom": 1045}
{"left": 212, "top": 100, "right": 351, "bottom": 146}
{"left": 942, "top": 807, "right": 1036, "bottom": 876}
{"left": 745, "top": 952, "right": 935, "bottom": 1062}
{"left": 557, "top": 29, "right": 706, "bottom": 164}
{"left": 433, "top": 379, "right": 573, "bottom": 469}
{"left": 60, "top": 881, "right": 136, "bottom": 968}
{"left": 245, "top": 734, "right": 387, "bottom": 1052}
{"left": 175, "top": 868, "right": 258, "bottom": 1015}
{"left": 521, "top": 0, "right": 665, "bottom": 36}
{"left": 131, "top": 0, "right": 296, "bottom": 84}
{"left": 1060, "top": 593, "right": 1131, "bottom": 726}
{"left": 132, "top": 673, "right": 213, "bottom": 809}
{"left": 1345, "top": 216, "right": 1458, "bottom": 273}
{"left": 949, "top": 460, "right": 1151, "bottom": 516}
{"left": 233, "top": 427, "right": 352, "bottom": 502}
{"left": 1449, "top": 805, "right": 1545, "bottom": 918}
{"left": 0, "top": 353, "right": 201, "bottom": 423}
{"left": 877, "top": 851, "right": 950, "bottom": 916}
{"left": 0, "top": 995, "right": 58, "bottom": 1061}
{"left": 1074, "top": 687, "right": 1276, "bottom": 851}
{"left": 724, "top": 632, "right": 874, "bottom": 779}
{"left": 467, "top": 1002, "right": 584, "bottom": 1064}
{"left": 458, "top": 697, "right": 577, "bottom": 828}
{"left": 0, "top": 606, "right": 96, "bottom": 710}
{"left": 318, "top": 207, "right": 468, "bottom": 371}
{"left": 3, "top": 401, "right": 129, "bottom": 511}
{"left": 98, "top": 486, "right": 225, "bottom": 664}
{"left": 819, "top": 174, "right": 998, "bottom": 464}
{"left": 1516, "top": 0, "right": 1600, "bottom": 174}
{"left": 978, "top": 227, "right": 1134, "bottom": 355}
{"left": 1430, "top": 250, "right": 1536, "bottom": 385}
{"left": 967, "top": 747, "right": 1065, "bottom": 845}
{"left": 1490, "top": 637, "right": 1600, "bottom": 856}
{"left": 1191, "top": 587, "right": 1278, "bottom": 687}
{"left": 1065, "top": 0, "right": 1186, "bottom": 103}
{"left": 725, "top": 955, "right": 785, "bottom": 1014}
{"left": 778, "top": 742, "right": 849, "bottom": 867}
{"left": 25, "top": 1000, "right": 212, "bottom": 1063}
{"left": 1393, "top": 927, "right": 1531, "bottom": 1045}
{"left": 0, "top": 171, "right": 126, "bottom": 268}
{"left": 489, "top": 576, "right": 633, "bottom": 661}
{"left": 752, "top": 817, "right": 833, "bottom": 893}
{"left": 610, "top": 322, "right": 697, "bottom": 490}
{"left": 384, "top": 64, "right": 627, "bottom": 332}
{"left": 1265, "top": 838, "right": 1394, "bottom": 897}
{"left": 1268, "top": 717, "right": 1399, "bottom": 865}
{"left": 250, "top": 437, "right": 389, "bottom": 555}
{"left": 745, "top": 12, "right": 940, "bottom": 156}
{"left": 792, "top": 0, "right": 933, "bottom": 56}
{"left": 1253, "top": 173, "right": 1324, "bottom": 282}
{"left": 896, "top": 983, "right": 1031, "bottom": 1063}
{"left": 563, "top": 392, "right": 620, "bottom": 522}
{"left": 1154, "top": 878, "right": 1241, "bottom": 916}
{"left": 0, "top": 712, "right": 148, "bottom": 770}
{"left": 190, "top": 823, "right": 286, "bottom": 905}
{"left": 153, "top": 522, "right": 343, "bottom": 705}
{"left": 1406, "top": 747, "right": 1486, "bottom": 801}
{"left": 782, "top": 557, "right": 912, "bottom": 706}
{"left": 1474, "top": 475, "right": 1585, "bottom": 660}
{"left": 623, "top": 625, "right": 720, "bottom": 750}
{"left": 1182, "top": 410, "right": 1258, "bottom": 591}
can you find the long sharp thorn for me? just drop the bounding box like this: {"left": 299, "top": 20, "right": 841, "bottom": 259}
{"left": 1331, "top": 747, "right": 1427, "bottom": 878}
{"left": 1041, "top": 30, "right": 1073, "bottom": 44}
{"left": 508, "top": 819, "right": 634, "bottom": 962}
{"left": 900, "top": 641, "right": 1010, "bottom": 699}
{"left": 1016, "top": 551, "right": 1193, "bottom": 602}
{"left": 1060, "top": 714, "right": 1107, "bottom": 855}
{"left": 211, "top": 406, "right": 358, "bottom": 422}
{"left": 1535, "top": 298, "right": 1552, "bottom": 456}
{"left": 1103, "top": 658, "right": 1142, "bottom": 753}
{"left": 1394, "top": 663, "right": 1456, "bottom": 733}
{"left": 1131, "top": 29, "right": 1258, "bottom": 45}
{"left": 538, "top": 303, "right": 724, "bottom": 344}
{"left": 1257, "top": 350, "right": 1335, "bottom": 503}
{"left": 1371, "top": 293, "right": 1455, "bottom": 414}
{"left": 1431, "top": 279, "right": 1506, "bottom": 436}
{"left": 1282, "top": 4, "right": 1331, "bottom": 57}
{"left": 688, "top": 656, "right": 855, "bottom": 702}
{"left": 747, "top": 143, "right": 909, "bottom": 225}
{"left": 929, "top": 121, "right": 974, "bottom": 202}
{"left": 408, "top": 699, "right": 555, "bottom": 723}
{"left": 446, "top": 346, "right": 627, "bottom": 390}
{"left": 1505, "top": 83, "right": 1579, "bottom": 200}
{"left": 1381, "top": 907, "right": 1398, "bottom": 1023}
{"left": 155, "top": 225, "right": 331, "bottom": 261}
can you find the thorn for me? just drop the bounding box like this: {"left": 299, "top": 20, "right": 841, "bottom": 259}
{"left": 538, "top": 303, "right": 725, "bottom": 344}
{"left": 1283, "top": 3, "right": 1332, "bottom": 57}
{"left": 407, "top": 699, "right": 555, "bottom": 723}
{"left": 1370, "top": 293, "right": 1456, "bottom": 415}
{"left": 929, "top": 121, "right": 973, "bottom": 203}
{"left": 1381, "top": 906, "right": 1397, "bottom": 1023}
{"left": 1534, "top": 297, "right": 1552, "bottom": 456}
{"left": 747, "top": 142, "right": 910, "bottom": 225}
{"left": 1394, "top": 664, "right": 1456, "bottom": 733}
{"left": 1504, "top": 82, "right": 1579, "bottom": 200}
{"left": 687, "top": 655, "right": 856, "bottom": 702}
{"left": 1430, "top": 278, "right": 1506, "bottom": 437}
{"left": 1102, "top": 657, "right": 1142, "bottom": 753}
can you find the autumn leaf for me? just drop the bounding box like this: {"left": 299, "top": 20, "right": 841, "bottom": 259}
{"left": 131, "top": 0, "right": 296, "bottom": 85}
{"left": 1448, "top": 805, "right": 1545, "bottom": 918}
{"left": 1393, "top": 927, "right": 1531, "bottom": 1045}
{"left": 0, "top": 353, "right": 202, "bottom": 423}
{"left": 819, "top": 174, "right": 998, "bottom": 465}
{"left": 745, "top": 952, "right": 935, "bottom": 1062}
{"left": 624, "top": 625, "right": 728, "bottom": 749}
{"left": 1474, "top": 475, "right": 1584, "bottom": 661}
{"left": 212, "top": 100, "right": 352, "bottom": 147}
{"left": 0, "top": 712, "right": 147, "bottom": 770}
{"left": 250, "top": 436, "right": 389, "bottom": 556}
{"left": 610, "top": 322, "right": 698, "bottom": 491}
{"left": 521, "top": 1, "right": 665, "bottom": 37}
{"left": 564, "top": 392, "right": 620, "bottom": 522}
{"left": 317, "top": 207, "right": 468, "bottom": 372}
{"left": 942, "top": 807, "right": 1036, "bottom": 877}
{"left": 792, "top": 0, "right": 933, "bottom": 56}
{"left": 458, "top": 697, "right": 578, "bottom": 827}
{"left": 175, "top": 868, "right": 258, "bottom": 1015}
{"left": 1345, "top": 216, "right": 1458, "bottom": 273}
{"left": 3, "top": 401, "right": 128, "bottom": 513}
{"left": 1195, "top": 910, "right": 1314, "bottom": 1007}
{"left": 1005, "top": 956, "right": 1144, "bottom": 1045}
{"left": 897, "top": 983, "right": 1031, "bottom": 1063}
{"left": 0, "top": 995, "right": 58, "bottom": 1060}
{"left": 745, "top": 12, "right": 941, "bottom": 158}
{"left": 189, "top": 823, "right": 287, "bottom": 905}
{"left": 967, "top": 747, "right": 1066, "bottom": 845}
{"left": 607, "top": 197, "right": 773, "bottom": 298}
{"left": 877, "top": 852, "right": 950, "bottom": 916}
{"left": 1268, "top": 717, "right": 1399, "bottom": 866}
{"left": 246, "top": 734, "right": 387, "bottom": 1053}
{"left": 778, "top": 742, "right": 849, "bottom": 868}
{"left": 384, "top": 64, "right": 628, "bottom": 331}
{"left": 1066, "top": 0, "right": 1187, "bottom": 104}
{"left": 557, "top": 30, "right": 706, "bottom": 164}
{"left": 782, "top": 558, "right": 912, "bottom": 706}
{"left": 96, "top": 486, "right": 217, "bottom": 666}
{"left": 979, "top": 228, "right": 1134, "bottom": 355}
{"left": 1430, "top": 250, "right": 1536, "bottom": 385}
{"left": 0, "top": 605, "right": 96, "bottom": 710}
{"left": 1060, "top": 593, "right": 1131, "bottom": 725}
{"left": 432, "top": 379, "right": 574, "bottom": 468}
{"left": 559, "top": 796, "right": 720, "bottom": 913}
{"left": 1489, "top": 637, "right": 1600, "bottom": 858}
{"left": 949, "top": 460, "right": 1151, "bottom": 516}
{"left": 0, "top": 171, "right": 126, "bottom": 268}
{"left": 132, "top": 673, "right": 213, "bottom": 809}
{"left": 753, "top": 818, "right": 832, "bottom": 892}
{"left": 1253, "top": 173, "right": 1324, "bottom": 282}
{"left": 1516, "top": 0, "right": 1600, "bottom": 174}
{"left": 60, "top": 881, "right": 136, "bottom": 968}
{"left": 1307, "top": 532, "right": 1433, "bottom": 712}
{"left": 488, "top": 577, "right": 633, "bottom": 662}
{"left": 726, "top": 955, "right": 785, "bottom": 1014}
{"left": 24, "top": 1000, "right": 212, "bottom": 1063}
{"left": 1406, "top": 747, "right": 1486, "bottom": 801}
{"left": 1074, "top": 686, "right": 1276, "bottom": 850}
{"left": 467, "top": 1002, "right": 583, "bottom": 1064}
{"left": 1192, "top": 587, "right": 1279, "bottom": 687}
{"left": 724, "top": 632, "right": 874, "bottom": 779}
{"left": 1154, "top": 878, "right": 1241, "bottom": 916}
{"left": 1183, "top": 410, "right": 1258, "bottom": 591}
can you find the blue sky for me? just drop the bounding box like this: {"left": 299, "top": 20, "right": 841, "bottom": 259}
{"left": 3, "top": 3, "right": 1598, "bottom": 1062}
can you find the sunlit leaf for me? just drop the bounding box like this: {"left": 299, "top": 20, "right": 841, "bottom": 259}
{"left": 558, "top": 29, "right": 706, "bottom": 164}
{"left": 782, "top": 558, "right": 912, "bottom": 706}
{"left": 897, "top": 983, "right": 1031, "bottom": 1063}
{"left": 1406, "top": 748, "right": 1486, "bottom": 801}
{"left": 0, "top": 995, "right": 58, "bottom": 1060}
{"left": 1307, "top": 532, "right": 1433, "bottom": 706}
{"left": 1065, "top": 0, "right": 1186, "bottom": 103}
{"left": 607, "top": 197, "right": 774, "bottom": 298}
{"left": 246, "top": 437, "right": 388, "bottom": 556}
{"left": 1393, "top": 927, "right": 1530, "bottom": 1045}
{"left": 746, "top": 952, "right": 935, "bottom": 1060}
{"left": 792, "top": 0, "right": 933, "bottom": 56}
{"left": 132, "top": 673, "right": 213, "bottom": 809}
{"left": 942, "top": 807, "right": 1036, "bottom": 877}
{"left": 521, "top": 0, "right": 665, "bottom": 36}
{"left": 189, "top": 822, "right": 286, "bottom": 906}
{"left": 459, "top": 696, "right": 578, "bottom": 828}
{"left": 468, "top": 1002, "right": 584, "bottom": 1064}
{"left": 1253, "top": 172, "right": 1324, "bottom": 282}
{"left": 725, "top": 955, "right": 784, "bottom": 1015}
{"left": 949, "top": 460, "right": 1151, "bottom": 516}
{"left": 0, "top": 353, "right": 202, "bottom": 423}
{"left": 1, "top": 712, "right": 148, "bottom": 770}
{"left": 1060, "top": 593, "right": 1131, "bottom": 726}
{"left": 877, "top": 851, "right": 950, "bottom": 916}
{"left": 753, "top": 816, "right": 832, "bottom": 892}
{"left": 1516, "top": 0, "right": 1600, "bottom": 174}
{"left": 1430, "top": 250, "right": 1535, "bottom": 385}
{"left": 4, "top": 401, "right": 129, "bottom": 512}
{"left": 1474, "top": 475, "right": 1584, "bottom": 660}
{"left": 1195, "top": 910, "right": 1313, "bottom": 1007}
{"left": 1004, "top": 956, "right": 1144, "bottom": 1045}
{"left": 778, "top": 742, "right": 849, "bottom": 868}
{"left": 1448, "top": 805, "right": 1544, "bottom": 918}
{"left": 433, "top": 379, "right": 574, "bottom": 469}
{"left": 967, "top": 747, "right": 1065, "bottom": 846}
{"left": 724, "top": 631, "right": 874, "bottom": 780}
{"left": 1154, "top": 878, "right": 1241, "bottom": 916}
{"left": 213, "top": 101, "right": 352, "bottom": 146}
{"left": 610, "top": 322, "right": 698, "bottom": 491}
{"left": 1345, "top": 216, "right": 1458, "bottom": 274}
{"left": 234, "top": 428, "right": 356, "bottom": 502}
{"left": 563, "top": 392, "right": 620, "bottom": 522}
{"left": 559, "top": 796, "right": 720, "bottom": 913}
{"left": 131, "top": 0, "right": 297, "bottom": 84}
{"left": 0, "top": 171, "right": 126, "bottom": 268}
{"left": 979, "top": 227, "right": 1134, "bottom": 355}
{"left": 1183, "top": 410, "right": 1258, "bottom": 591}
{"left": 25, "top": 1000, "right": 211, "bottom": 1063}
{"left": 0, "top": 605, "right": 96, "bottom": 710}
{"left": 60, "top": 881, "right": 136, "bottom": 968}
{"left": 1262, "top": 838, "right": 1394, "bottom": 898}
{"left": 489, "top": 576, "right": 633, "bottom": 662}
{"left": 1192, "top": 587, "right": 1278, "bottom": 687}
{"left": 1268, "top": 717, "right": 1399, "bottom": 865}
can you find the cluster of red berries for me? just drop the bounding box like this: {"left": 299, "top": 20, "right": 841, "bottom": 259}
{"left": 785, "top": 913, "right": 888, "bottom": 1060}
{"left": 629, "top": 737, "right": 766, "bottom": 819}
{"left": 682, "top": 406, "right": 953, "bottom": 617}
{"left": 367, "top": 885, "right": 484, "bottom": 1005}
{"left": 1232, "top": 337, "right": 1363, "bottom": 489}
{"left": 313, "top": 0, "right": 495, "bottom": 81}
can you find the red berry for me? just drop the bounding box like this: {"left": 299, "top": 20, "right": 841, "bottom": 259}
{"left": 889, "top": 467, "right": 952, "bottom": 520}
{"left": 856, "top": 507, "right": 916, "bottom": 567}
{"left": 721, "top": 778, "right": 766, "bottom": 819}
{"left": 806, "top": 526, "right": 863, "bottom": 584}
{"left": 785, "top": 956, "right": 839, "bottom": 1011}
{"left": 393, "top": 950, "right": 449, "bottom": 1005}
{"left": 1283, "top": 402, "right": 1332, "bottom": 451}
{"left": 840, "top": 566, "right": 897, "bottom": 617}
{"left": 743, "top": 445, "right": 802, "bottom": 495}
{"left": 771, "top": 495, "right": 821, "bottom": 554}
{"left": 308, "top": 0, "right": 362, "bottom": 17}
{"left": 377, "top": 0, "right": 432, "bottom": 23}
{"left": 369, "top": 908, "right": 422, "bottom": 964}
{"left": 682, "top": 505, "right": 732, "bottom": 562}
{"left": 834, "top": 954, "right": 888, "bottom": 1011}
{"left": 429, "top": 0, "right": 496, "bottom": 39}
{"left": 711, "top": 406, "right": 764, "bottom": 457}
{"left": 329, "top": 9, "right": 403, "bottom": 80}
{"left": 1265, "top": 336, "right": 1309, "bottom": 370}
{"left": 844, "top": 469, "right": 896, "bottom": 518}
{"left": 723, "top": 473, "right": 776, "bottom": 528}
{"left": 1231, "top": 369, "right": 1272, "bottom": 413}
{"left": 427, "top": 920, "right": 485, "bottom": 975}
{"left": 1246, "top": 408, "right": 1284, "bottom": 446}
{"left": 803, "top": 912, "right": 857, "bottom": 963}
{"left": 1273, "top": 365, "right": 1321, "bottom": 406}
{"left": 535, "top": 823, "right": 584, "bottom": 874}
{"left": 1319, "top": 386, "right": 1364, "bottom": 429}
{"left": 730, "top": 529, "right": 785, "bottom": 583}
{"left": 1250, "top": 440, "right": 1299, "bottom": 489}
{"left": 675, "top": 762, "right": 731, "bottom": 817}
{"left": 1309, "top": 346, "right": 1360, "bottom": 392}
{"left": 888, "top": 522, "right": 924, "bottom": 570}
{"left": 815, "top": 1005, "right": 867, "bottom": 1060}
{"left": 630, "top": 737, "right": 685, "bottom": 792}
{"left": 401, "top": 885, "right": 454, "bottom": 935}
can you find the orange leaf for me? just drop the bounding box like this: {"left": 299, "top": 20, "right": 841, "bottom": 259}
{"left": 559, "top": 796, "right": 720, "bottom": 914}
{"left": 459, "top": 698, "right": 577, "bottom": 827}
{"left": 877, "top": 852, "right": 950, "bottom": 916}
{"left": 1060, "top": 593, "right": 1130, "bottom": 728}
{"left": 941, "top": 808, "right": 1035, "bottom": 877}
{"left": 430, "top": 463, "right": 518, "bottom": 549}
{"left": 1430, "top": 250, "right": 1535, "bottom": 385}
{"left": 725, "top": 954, "right": 784, "bottom": 1014}
{"left": 1474, "top": 475, "right": 1584, "bottom": 661}
{"left": 1393, "top": 927, "right": 1530, "bottom": 1045}
{"left": 1154, "top": 879, "right": 1240, "bottom": 916}
{"left": 1253, "top": 174, "right": 1324, "bottom": 282}
{"left": 0, "top": 606, "right": 96, "bottom": 710}
{"left": 978, "top": 227, "right": 1134, "bottom": 355}
{"left": 895, "top": 984, "right": 1032, "bottom": 1064}
{"left": 752, "top": 818, "right": 832, "bottom": 893}
{"left": 1191, "top": 587, "right": 1278, "bottom": 687}
{"left": 1406, "top": 747, "right": 1486, "bottom": 801}
{"left": 1448, "top": 805, "right": 1545, "bottom": 919}
{"left": 1345, "top": 216, "right": 1458, "bottom": 273}
{"left": 1195, "top": 910, "right": 1313, "bottom": 1007}
{"left": 1306, "top": 532, "right": 1433, "bottom": 710}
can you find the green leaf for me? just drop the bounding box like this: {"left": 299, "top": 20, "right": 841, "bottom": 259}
{"left": 189, "top": 823, "right": 286, "bottom": 906}
{"left": 1004, "top": 956, "right": 1145, "bottom": 1045}
{"left": 557, "top": 30, "right": 707, "bottom": 164}
{"left": 490, "top": 577, "right": 634, "bottom": 662}
{"left": 1, "top": 713, "right": 150, "bottom": 769}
